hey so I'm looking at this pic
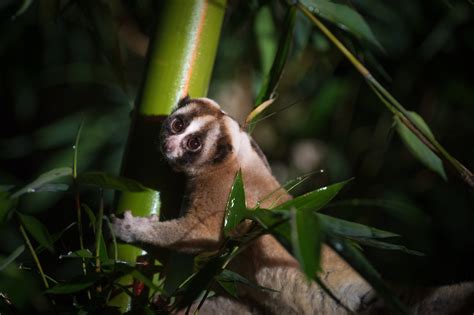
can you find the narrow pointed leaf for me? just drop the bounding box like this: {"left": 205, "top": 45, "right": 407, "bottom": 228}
{"left": 216, "top": 269, "right": 276, "bottom": 296}
{"left": 326, "top": 235, "right": 407, "bottom": 314}
{"left": 291, "top": 209, "right": 322, "bottom": 278}
{"left": 18, "top": 213, "right": 54, "bottom": 252}
{"left": 11, "top": 167, "right": 72, "bottom": 198}
{"left": 318, "top": 213, "right": 399, "bottom": 239}
{"left": 36, "top": 222, "right": 76, "bottom": 254}
{"left": 0, "top": 245, "right": 25, "bottom": 272}
{"left": 0, "top": 191, "right": 15, "bottom": 224}
{"left": 77, "top": 172, "right": 153, "bottom": 192}
{"left": 274, "top": 179, "right": 351, "bottom": 212}
{"left": 46, "top": 275, "right": 99, "bottom": 294}
{"left": 59, "top": 249, "right": 94, "bottom": 260}
{"left": 223, "top": 170, "right": 247, "bottom": 235}
{"left": 395, "top": 112, "right": 447, "bottom": 180}
{"left": 253, "top": 6, "right": 297, "bottom": 125}
{"left": 349, "top": 237, "right": 424, "bottom": 256}
{"left": 300, "top": 0, "right": 383, "bottom": 50}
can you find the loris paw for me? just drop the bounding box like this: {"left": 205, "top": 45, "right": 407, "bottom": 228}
{"left": 110, "top": 210, "right": 139, "bottom": 243}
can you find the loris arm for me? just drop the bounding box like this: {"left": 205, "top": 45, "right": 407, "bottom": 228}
{"left": 111, "top": 210, "right": 223, "bottom": 253}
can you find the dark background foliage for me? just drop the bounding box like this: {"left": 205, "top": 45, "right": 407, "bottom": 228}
{"left": 0, "top": 0, "right": 473, "bottom": 312}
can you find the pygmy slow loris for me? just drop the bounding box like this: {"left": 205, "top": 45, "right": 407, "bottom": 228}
{"left": 111, "top": 97, "right": 474, "bottom": 314}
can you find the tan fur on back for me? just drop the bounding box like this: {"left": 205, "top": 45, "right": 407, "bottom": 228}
{"left": 111, "top": 98, "right": 474, "bottom": 314}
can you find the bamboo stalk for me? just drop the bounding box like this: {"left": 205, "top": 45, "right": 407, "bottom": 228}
{"left": 111, "top": 0, "right": 227, "bottom": 311}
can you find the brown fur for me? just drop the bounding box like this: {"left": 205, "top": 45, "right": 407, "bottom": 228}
{"left": 112, "top": 98, "right": 474, "bottom": 314}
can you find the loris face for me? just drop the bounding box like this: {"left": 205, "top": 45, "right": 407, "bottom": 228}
{"left": 160, "top": 97, "right": 241, "bottom": 176}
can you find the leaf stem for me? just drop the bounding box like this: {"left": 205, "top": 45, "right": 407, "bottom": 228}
{"left": 19, "top": 223, "right": 49, "bottom": 289}
{"left": 297, "top": 2, "right": 474, "bottom": 187}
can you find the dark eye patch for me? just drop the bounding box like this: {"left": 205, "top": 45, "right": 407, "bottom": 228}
{"left": 211, "top": 126, "right": 232, "bottom": 164}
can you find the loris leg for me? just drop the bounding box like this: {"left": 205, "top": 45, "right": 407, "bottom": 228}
{"left": 111, "top": 210, "right": 223, "bottom": 253}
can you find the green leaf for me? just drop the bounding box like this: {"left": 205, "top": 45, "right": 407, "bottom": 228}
{"left": 349, "top": 237, "right": 424, "bottom": 256}
{"left": 326, "top": 235, "right": 408, "bottom": 314}
{"left": 273, "top": 179, "right": 351, "bottom": 212}
{"left": 252, "top": 6, "right": 297, "bottom": 126}
{"left": 174, "top": 256, "right": 225, "bottom": 310}
{"left": 46, "top": 275, "right": 98, "bottom": 294}
{"left": 0, "top": 245, "right": 25, "bottom": 272}
{"left": 11, "top": 167, "right": 73, "bottom": 198}
{"left": 82, "top": 204, "right": 96, "bottom": 231}
{"left": 255, "top": 6, "right": 278, "bottom": 76}
{"left": 0, "top": 191, "right": 15, "bottom": 224}
{"left": 318, "top": 213, "right": 399, "bottom": 239}
{"left": 223, "top": 170, "right": 247, "bottom": 236}
{"left": 395, "top": 112, "right": 447, "bottom": 180}
{"left": 300, "top": 0, "right": 383, "bottom": 50}
{"left": 77, "top": 172, "right": 153, "bottom": 192}
{"left": 36, "top": 222, "right": 76, "bottom": 254}
{"left": 291, "top": 209, "right": 322, "bottom": 278}
{"left": 18, "top": 213, "right": 54, "bottom": 252}
{"left": 216, "top": 269, "right": 276, "bottom": 298}
{"left": 59, "top": 249, "right": 94, "bottom": 259}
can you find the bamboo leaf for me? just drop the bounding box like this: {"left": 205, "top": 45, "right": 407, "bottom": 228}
{"left": 77, "top": 172, "right": 153, "bottom": 192}
{"left": 36, "top": 222, "right": 76, "bottom": 254}
{"left": 318, "top": 213, "right": 399, "bottom": 239}
{"left": 0, "top": 191, "right": 15, "bottom": 224}
{"left": 46, "top": 275, "right": 98, "bottom": 294}
{"left": 216, "top": 269, "right": 276, "bottom": 297}
{"left": 299, "top": 0, "right": 383, "bottom": 50}
{"left": 253, "top": 6, "right": 297, "bottom": 122}
{"left": 11, "top": 167, "right": 73, "bottom": 198}
{"left": 18, "top": 213, "right": 54, "bottom": 252}
{"left": 0, "top": 245, "right": 25, "bottom": 272}
{"left": 273, "top": 179, "right": 351, "bottom": 212}
{"left": 223, "top": 170, "right": 247, "bottom": 236}
{"left": 291, "top": 209, "right": 322, "bottom": 278}
{"left": 395, "top": 112, "right": 447, "bottom": 180}
{"left": 59, "top": 249, "right": 94, "bottom": 259}
{"left": 326, "top": 235, "right": 407, "bottom": 314}
{"left": 349, "top": 237, "right": 424, "bottom": 256}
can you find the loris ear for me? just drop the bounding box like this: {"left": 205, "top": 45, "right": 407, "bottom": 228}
{"left": 177, "top": 95, "right": 191, "bottom": 108}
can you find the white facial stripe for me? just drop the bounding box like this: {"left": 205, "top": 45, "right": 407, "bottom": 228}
{"left": 198, "top": 122, "right": 220, "bottom": 163}
{"left": 225, "top": 116, "right": 242, "bottom": 154}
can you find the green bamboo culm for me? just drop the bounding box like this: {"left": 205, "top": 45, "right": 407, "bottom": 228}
{"left": 111, "top": 0, "right": 227, "bottom": 312}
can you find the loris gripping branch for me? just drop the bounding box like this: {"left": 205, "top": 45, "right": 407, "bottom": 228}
{"left": 111, "top": 97, "right": 474, "bottom": 314}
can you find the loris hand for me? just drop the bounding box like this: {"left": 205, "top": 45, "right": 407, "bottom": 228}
{"left": 110, "top": 210, "right": 159, "bottom": 243}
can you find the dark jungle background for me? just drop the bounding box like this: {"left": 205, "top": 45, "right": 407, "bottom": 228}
{"left": 0, "top": 0, "right": 473, "bottom": 313}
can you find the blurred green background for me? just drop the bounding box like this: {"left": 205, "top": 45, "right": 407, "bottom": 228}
{"left": 1, "top": 0, "right": 473, "bottom": 312}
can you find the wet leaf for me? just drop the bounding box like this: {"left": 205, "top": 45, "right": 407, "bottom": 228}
{"left": 273, "top": 179, "right": 351, "bottom": 212}
{"left": 11, "top": 167, "right": 72, "bottom": 198}
{"left": 318, "top": 213, "right": 399, "bottom": 239}
{"left": 18, "top": 213, "right": 54, "bottom": 252}
{"left": 300, "top": 0, "right": 383, "bottom": 50}
{"left": 77, "top": 172, "right": 153, "bottom": 192}
{"left": 291, "top": 208, "right": 322, "bottom": 278}
{"left": 223, "top": 170, "right": 247, "bottom": 236}
{"left": 395, "top": 112, "right": 447, "bottom": 180}
{"left": 0, "top": 245, "right": 25, "bottom": 272}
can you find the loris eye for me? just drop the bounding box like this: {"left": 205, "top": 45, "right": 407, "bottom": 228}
{"left": 187, "top": 137, "right": 201, "bottom": 152}
{"left": 170, "top": 117, "right": 184, "bottom": 133}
